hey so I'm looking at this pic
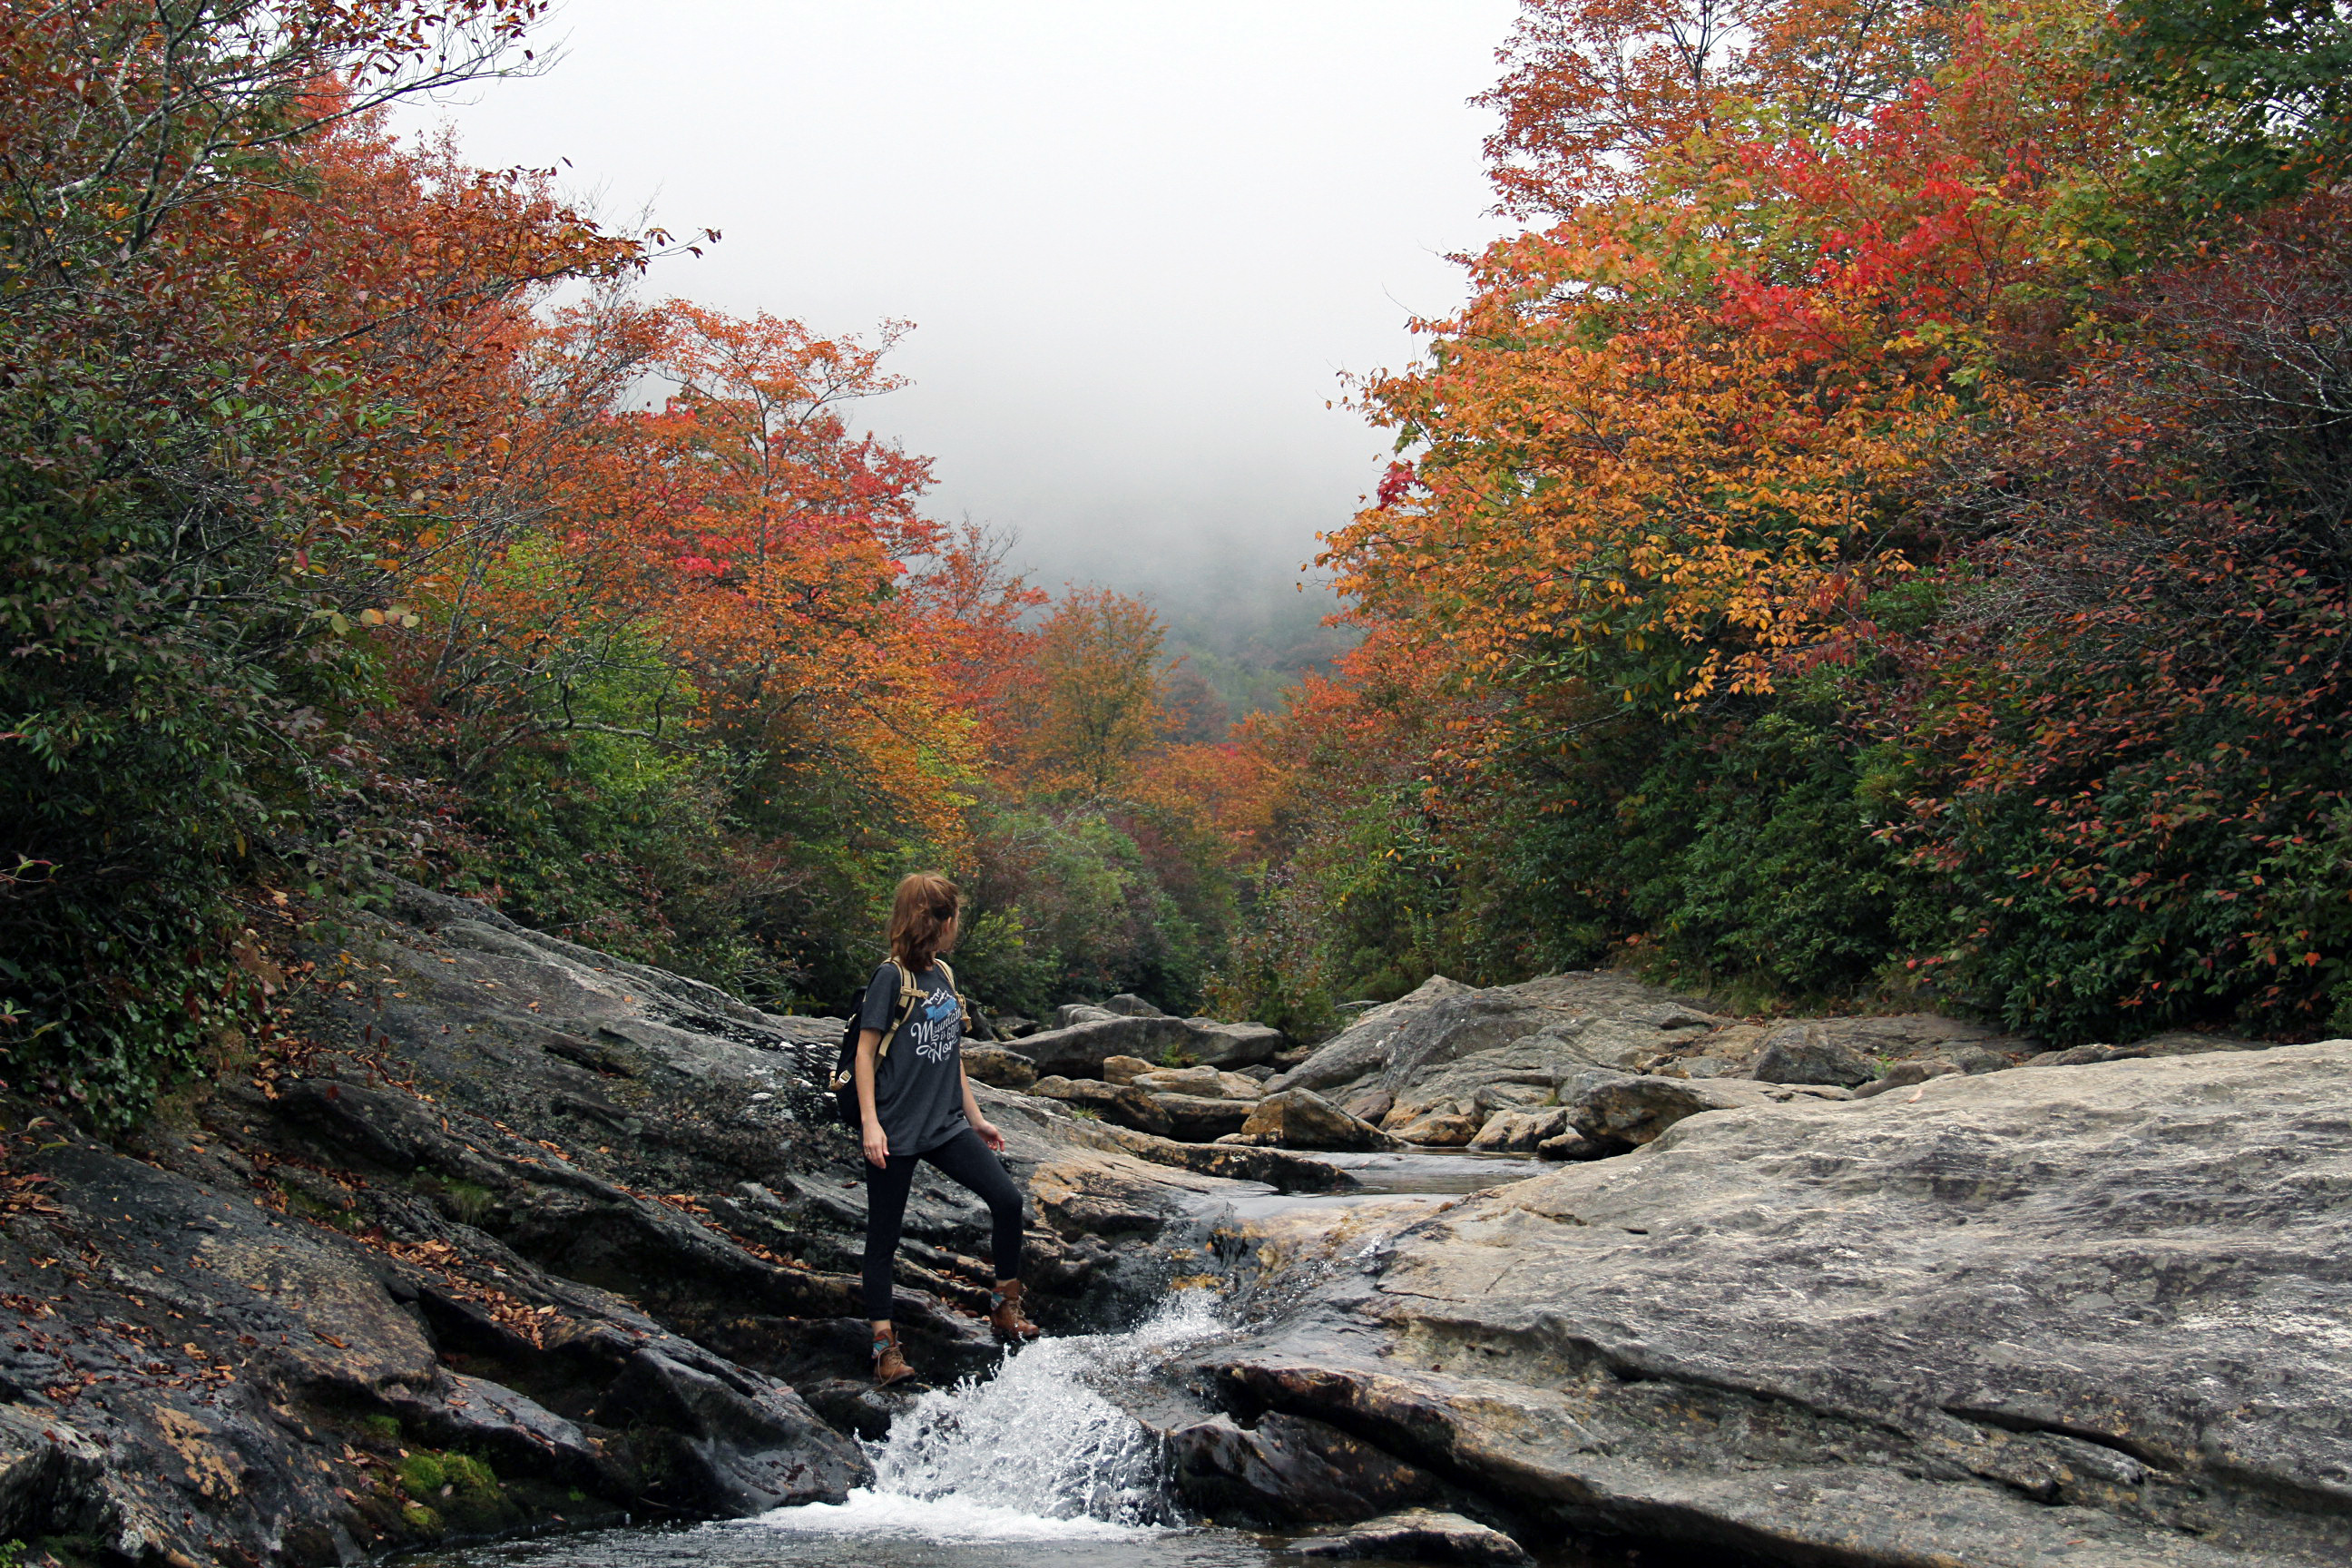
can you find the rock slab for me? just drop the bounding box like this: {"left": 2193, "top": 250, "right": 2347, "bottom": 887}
{"left": 1207, "top": 1043, "right": 2352, "bottom": 1568}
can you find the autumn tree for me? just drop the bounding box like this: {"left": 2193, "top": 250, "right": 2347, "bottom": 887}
{"left": 1478, "top": 0, "right": 1965, "bottom": 213}
{"left": 1014, "top": 589, "right": 1172, "bottom": 796}
{"left": 0, "top": 3, "right": 647, "bottom": 1119}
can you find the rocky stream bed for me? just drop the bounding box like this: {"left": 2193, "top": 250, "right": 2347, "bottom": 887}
{"left": 1, "top": 888, "right": 2346, "bottom": 1567}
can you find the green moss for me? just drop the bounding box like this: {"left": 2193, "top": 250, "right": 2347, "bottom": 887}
{"left": 443, "top": 1452, "right": 497, "bottom": 1496}
{"left": 397, "top": 1453, "right": 447, "bottom": 1499}
{"left": 400, "top": 1503, "right": 441, "bottom": 1534}
{"left": 358, "top": 1414, "right": 400, "bottom": 1443}
{"left": 442, "top": 1180, "right": 494, "bottom": 1223}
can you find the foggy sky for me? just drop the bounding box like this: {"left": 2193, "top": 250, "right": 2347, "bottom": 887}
{"left": 395, "top": 1, "right": 1516, "bottom": 608}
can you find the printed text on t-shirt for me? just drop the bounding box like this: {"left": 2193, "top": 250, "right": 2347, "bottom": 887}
{"left": 907, "top": 988, "right": 960, "bottom": 1063}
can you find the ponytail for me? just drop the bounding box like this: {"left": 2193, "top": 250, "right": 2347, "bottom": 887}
{"left": 887, "top": 872, "right": 961, "bottom": 973}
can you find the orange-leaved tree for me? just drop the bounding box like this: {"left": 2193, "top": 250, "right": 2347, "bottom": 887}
{"left": 1330, "top": 0, "right": 2134, "bottom": 719}
{"left": 1010, "top": 588, "right": 1174, "bottom": 796}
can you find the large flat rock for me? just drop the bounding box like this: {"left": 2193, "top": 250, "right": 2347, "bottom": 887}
{"left": 1203, "top": 1043, "right": 2352, "bottom": 1566}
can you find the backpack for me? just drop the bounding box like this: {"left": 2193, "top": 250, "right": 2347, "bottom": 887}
{"left": 828, "top": 958, "right": 964, "bottom": 1130}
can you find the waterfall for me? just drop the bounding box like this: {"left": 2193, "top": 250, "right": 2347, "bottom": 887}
{"left": 753, "top": 1290, "right": 1225, "bottom": 1543}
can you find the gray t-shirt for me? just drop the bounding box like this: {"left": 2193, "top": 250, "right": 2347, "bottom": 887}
{"left": 857, "top": 962, "right": 968, "bottom": 1156}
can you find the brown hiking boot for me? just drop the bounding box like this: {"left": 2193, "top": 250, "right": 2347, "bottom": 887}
{"left": 987, "top": 1279, "right": 1041, "bottom": 1343}
{"left": 870, "top": 1327, "right": 916, "bottom": 1387}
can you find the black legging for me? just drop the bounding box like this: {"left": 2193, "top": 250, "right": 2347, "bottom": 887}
{"left": 862, "top": 1126, "right": 1024, "bottom": 1321}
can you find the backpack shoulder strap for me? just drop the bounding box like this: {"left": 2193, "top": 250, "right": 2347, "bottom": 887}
{"left": 876, "top": 959, "right": 924, "bottom": 1060}
{"left": 932, "top": 958, "right": 975, "bottom": 1031}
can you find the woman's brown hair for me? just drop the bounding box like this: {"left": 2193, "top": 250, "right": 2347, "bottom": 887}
{"left": 887, "top": 872, "right": 962, "bottom": 973}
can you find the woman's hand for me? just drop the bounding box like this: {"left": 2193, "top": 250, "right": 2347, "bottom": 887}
{"left": 862, "top": 1120, "right": 890, "bottom": 1168}
{"left": 972, "top": 1116, "right": 1004, "bottom": 1153}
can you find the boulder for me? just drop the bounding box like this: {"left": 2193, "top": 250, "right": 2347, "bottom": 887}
{"left": 1534, "top": 1129, "right": 1627, "bottom": 1161}
{"left": 1292, "top": 1509, "right": 1534, "bottom": 1565}
{"left": 1465, "top": 1105, "right": 1570, "bottom": 1152}
{"left": 1207, "top": 1040, "right": 2352, "bottom": 1567}
{"left": 1564, "top": 1071, "right": 1849, "bottom": 1146}
{"left": 1103, "top": 993, "right": 1166, "bottom": 1016}
{"left": 1231, "top": 1089, "right": 1402, "bottom": 1152}
{"left": 1168, "top": 1412, "right": 1441, "bottom": 1524}
{"left": 1181, "top": 1017, "right": 1286, "bottom": 1069}
{"left": 1385, "top": 1109, "right": 1482, "bottom": 1146}
{"left": 1262, "top": 975, "right": 1480, "bottom": 1093}
{"left": 1339, "top": 1088, "right": 1395, "bottom": 1124}
{"left": 995, "top": 1013, "right": 1040, "bottom": 1039}
{"left": 1133, "top": 1064, "right": 1262, "bottom": 1101}
{"left": 1026, "top": 1075, "right": 1175, "bottom": 1139}
{"left": 1021, "top": 1014, "right": 1197, "bottom": 1078}
{"left": 1752, "top": 1022, "right": 1878, "bottom": 1086}
{"left": 1149, "top": 1092, "right": 1259, "bottom": 1143}
{"left": 1102, "top": 1054, "right": 1156, "bottom": 1085}
{"left": 959, "top": 1044, "right": 1037, "bottom": 1090}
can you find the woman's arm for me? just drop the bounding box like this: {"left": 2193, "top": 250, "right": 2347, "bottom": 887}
{"left": 855, "top": 1028, "right": 889, "bottom": 1167}
{"left": 961, "top": 1064, "right": 1003, "bottom": 1152}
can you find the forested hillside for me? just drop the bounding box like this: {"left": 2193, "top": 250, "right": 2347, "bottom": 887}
{"left": 1218, "top": 0, "right": 2352, "bottom": 1048}
{"left": 5, "top": 0, "right": 2348, "bottom": 1130}
{"left": 0, "top": 1, "right": 1246, "bottom": 1124}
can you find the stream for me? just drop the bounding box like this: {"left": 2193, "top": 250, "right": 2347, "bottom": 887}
{"left": 421, "top": 1151, "right": 1676, "bottom": 1568}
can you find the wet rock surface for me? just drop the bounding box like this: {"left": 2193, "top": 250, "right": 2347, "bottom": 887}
{"left": 1206, "top": 1043, "right": 2352, "bottom": 1567}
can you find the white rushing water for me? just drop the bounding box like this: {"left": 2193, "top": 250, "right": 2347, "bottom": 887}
{"left": 751, "top": 1290, "right": 1228, "bottom": 1544}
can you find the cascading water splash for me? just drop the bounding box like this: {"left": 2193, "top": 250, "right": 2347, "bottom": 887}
{"left": 752, "top": 1289, "right": 1228, "bottom": 1545}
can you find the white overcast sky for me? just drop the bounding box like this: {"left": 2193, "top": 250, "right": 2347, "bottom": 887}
{"left": 397, "top": 1, "right": 1518, "bottom": 607}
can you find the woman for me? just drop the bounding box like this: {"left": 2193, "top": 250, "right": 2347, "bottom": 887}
{"left": 855, "top": 871, "right": 1039, "bottom": 1385}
